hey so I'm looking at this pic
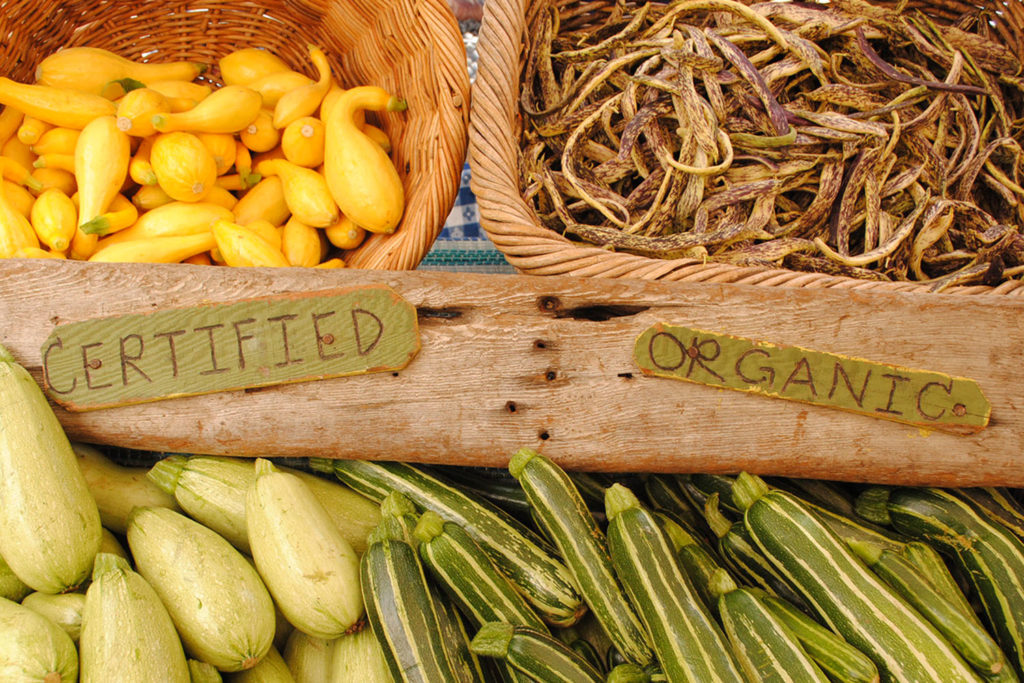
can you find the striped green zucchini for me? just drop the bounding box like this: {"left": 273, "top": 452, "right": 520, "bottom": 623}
{"left": 311, "top": 458, "right": 584, "bottom": 627}
{"left": 470, "top": 622, "right": 604, "bottom": 682}
{"left": 414, "top": 510, "right": 549, "bottom": 633}
{"left": 734, "top": 474, "right": 983, "bottom": 682}
{"left": 510, "top": 448, "right": 652, "bottom": 666}
{"left": 605, "top": 662, "right": 652, "bottom": 683}
{"left": 360, "top": 532, "right": 480, "bottom": 682}
{"left": 689, "top": 473, "right": 742, "bottom": 516}
{"left": 644, "top": 474, "right": 704, "bottom": 533}
{"left": 705, "top": 492, "right": 812, "bottom": 613}
{"left": 849, "top": 539, "right": 1007, "bottom": 678}
{"left": 605, "top": 483, "right": 745, "bottom": 682}
{"left": 899, "top": 541, "right": 979, "bottom": 624}
{"left": 853, "top": 487, "right": 894, "bottom": 526}
{"left": 887, "top": 487, "right": 1024, "bottom": 678}
{"left": 414, "top": 510, "right": 542, "bottom": 683}
{"left": 376, "top": 490, "right": 421, "bottom": 545}
{"left": 710, "top": 569, "right": 830, "bottom": 683}
{"left": 804, "top": 499, "right": 906, "bottom": 554}
{"left": 433, "top": 583, "right": 489, "bottom": 683}
{"left": 765, "top": 477, "right": 859, "bottom": 518}
{"left": 655, "top": 510, "right": 722, "bottom": 614}
{"left": 951, "top": 488, "right": 1024, "bottom": 542}
{"left": 759, "top": 593, "right": 880, "bottom": 683}
{"left": 426, "top": 465, "right": 533, "bottom": 520}
{"left": 567, "top": 471, "right": 613, "bottom": 512}
{"left": 567, "top": 637, "right": 605, "bottom": 675}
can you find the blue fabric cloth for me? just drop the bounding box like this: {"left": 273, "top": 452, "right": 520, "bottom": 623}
{"left": 417, "top": 162, "right": 517, "bottom": 274}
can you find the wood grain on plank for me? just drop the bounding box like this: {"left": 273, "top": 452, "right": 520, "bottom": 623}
{"left": 1, "top": 259, "right": 1021, "bottom": 486}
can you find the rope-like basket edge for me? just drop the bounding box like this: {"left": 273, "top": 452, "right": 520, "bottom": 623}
{"left": 468, "top": 0, "right": 1024, "bottom": 296}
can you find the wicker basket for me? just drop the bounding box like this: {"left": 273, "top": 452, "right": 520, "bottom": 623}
{"left": 469, "top": 0, "right": 1024, "bottom": 295}
{"left": 1, "top": 0, "right": 471, "bottom": 270}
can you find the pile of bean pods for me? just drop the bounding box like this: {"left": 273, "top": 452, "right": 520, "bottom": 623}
{"left": 518, "top": 0, "right": 1024, "bottom": 289}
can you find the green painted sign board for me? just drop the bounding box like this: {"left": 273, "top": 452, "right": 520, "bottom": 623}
{"left": 634, "top": 323, "right": 989, "bottom": 435}
{"left": 41, "top": 285, "right": 420, "bottom": 411}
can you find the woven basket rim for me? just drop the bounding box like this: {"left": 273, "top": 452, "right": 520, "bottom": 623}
{"left": 468, "top": 0, "right": 1024, "bottom": 296}
{"left": 2, "top": 0, "right": 471, "bottom": 271}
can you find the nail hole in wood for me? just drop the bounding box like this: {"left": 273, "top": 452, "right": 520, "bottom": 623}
{"left": 538, "top": 296, "right": 560, "bottom": 312}
{"left": 539, "top": 430, "right": 550, "bottom": 440}
{"left": 534, "top": 340, "right": 547, "bottom": 349}
{"left": 618, "top": 372, "right": 633, "bottom": 379}
{"left": 505, "top": 401, "right": 517, "bottom": 413}
{"left": 545, "top": 370, "right": 557, "bottom": 381}
{"left": 392, "top": 372, "right": 400, "bottom": 377}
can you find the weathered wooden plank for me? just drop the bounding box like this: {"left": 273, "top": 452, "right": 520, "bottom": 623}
{"left": 1, "top": 259, "right": 1021, "bottom": 486}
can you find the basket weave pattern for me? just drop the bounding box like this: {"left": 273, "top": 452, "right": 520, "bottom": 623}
{"left": 1, "top": 0, "right": 471, "bottom": 270}
{"left": 469, "top": 0, "right": 1024, "bottom": 295}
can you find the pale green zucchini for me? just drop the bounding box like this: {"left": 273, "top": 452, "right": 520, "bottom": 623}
{"left": 80, "top": 552, "right": 190, "bottom": 682}
{"left": 0, "top": 553, "right": 31, "bottom": 602}
{"left": 312, "top": 458, "right": 584, "bottom": 627}
{"left": 509, "top": 448, "right": 652, "bottom": 666}
{"left": 734, "top": 474, "right": 983, "bottom": 683}
{"left": 710, "top": 569, "right": 830, "bottom": 683}
{"left": 605, "top": 483, "right": 745, "bottom": 682}
{"left": 72, "top": 441, "right": 180, "bottom": 535}
{"left": 0, "top": 344, "right": 102, "bottom": 593}
{"left": 189, "top": 659, "right": 225, "bottom": 683}
{"left": 849, "top": 539, "right": 1008, "bottom": 678}
{"left": 470, "top": 622, "right": 604, "bottom": 683}
{"left": 0, "top": 594, "right": 79, "bottom": 682}
{"left": 328, "top": 624, "right": 394, "bottom": 682}
{"left": 147, "top": 455, "right": 252, "bottom": 552}
{"left": 887, "top": 487, "right": 1024, "bottom": 678}
{"left": 246, "top": 459, "right": 363, "bottom": 640}
{"left": 759, "top": 593, "right": 880, "bottom": 683}
{"left": 127, "top": 506, "right": 276, "bottom": 672}
{"left": 98, "top": 527, "right": 130, "bottom": 561}
{"left": 281, "top": 630, "right": 334, "bottom": 683}
{"left": 226, "top": 645, "right": 294, "bottom": 682}
{"left": 148, "top": 454, "right": 380, "bottom": 555}
{"left": 21, "top": 591, "right": 86, "bottom": 643}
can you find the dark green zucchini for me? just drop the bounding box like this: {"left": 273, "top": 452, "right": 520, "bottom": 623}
{"left": 510, "top": 449, "right": 652, "bottom": 666}
{"left": 735, "top": 474, "right": 983, "bottom": 682}
{"left": 605, "top": 484, "right": 744, "bottom": 682}
{"left": 888, "top": 487, "right": 1024, "bottom": 678}
{"left": 311, "top": 458, "right": 585, "bottom": 627}
{"left": 470, "top": 623, "right": 604, "bottom": 683}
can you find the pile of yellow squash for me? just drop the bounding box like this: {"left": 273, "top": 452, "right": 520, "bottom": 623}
{"left": 0, "top": 45, "right": 407, "bottom": 267}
